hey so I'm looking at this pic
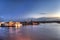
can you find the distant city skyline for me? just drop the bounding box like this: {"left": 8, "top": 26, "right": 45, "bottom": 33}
{"left": 0, "top": 0, "right": 60, "bottom": 20}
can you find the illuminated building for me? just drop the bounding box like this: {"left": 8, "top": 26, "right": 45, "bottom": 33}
{"left": 15, "top": 22, "right": 22, "bottom": 28}
{"left": 8, "top": 21, "right": 14, "bottom": 27}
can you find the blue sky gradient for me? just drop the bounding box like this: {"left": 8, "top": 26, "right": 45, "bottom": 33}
{"left": 0, "top": 0, "right": 60, "bottom": 20}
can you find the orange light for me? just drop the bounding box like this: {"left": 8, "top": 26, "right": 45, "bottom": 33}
{"left": 8, "top": 21, "right": 14, "bottom": 26}
{"left": 15, "top": 22, "right": 22, "bottom": 28}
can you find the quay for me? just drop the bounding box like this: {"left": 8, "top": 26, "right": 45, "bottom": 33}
{"left": 0, "top": 21, "right": 40, "bottom": 27}
{"left": 0, "top": 21, "right": 60, "bottom": 27}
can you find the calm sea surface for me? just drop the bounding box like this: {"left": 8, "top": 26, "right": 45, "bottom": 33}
{"left": 0, "top": 23, "right": 60, "bottom": 40}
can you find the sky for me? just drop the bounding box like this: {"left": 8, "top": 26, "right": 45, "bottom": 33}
{"left": 0, "top": 0, "right": 60, "bottom": 20}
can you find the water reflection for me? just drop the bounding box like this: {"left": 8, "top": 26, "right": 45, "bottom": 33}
{"left": 0, "top": 23, "right": 60, "bottom": 40}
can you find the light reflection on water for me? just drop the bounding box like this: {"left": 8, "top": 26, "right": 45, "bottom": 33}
{"left": 0, "top": 23, "right": 60, "bottom": 40}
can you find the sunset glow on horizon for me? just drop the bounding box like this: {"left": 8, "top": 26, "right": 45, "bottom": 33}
{"left": 28, "top": 12, "right": 60, "bottom": 18}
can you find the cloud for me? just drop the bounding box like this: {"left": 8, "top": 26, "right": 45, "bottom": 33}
{"left": 40, "top": 13, "right": 49, "bottom": 14}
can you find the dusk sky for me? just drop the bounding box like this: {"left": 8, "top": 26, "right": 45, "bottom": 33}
{"left": 0, "top": 0, "right": 60, "bottom": 20}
